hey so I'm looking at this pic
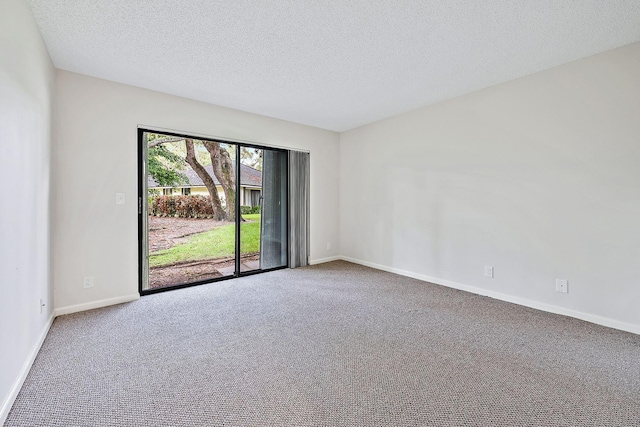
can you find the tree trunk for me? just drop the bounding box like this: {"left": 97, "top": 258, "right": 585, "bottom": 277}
{"left": 204, "top": 141, "right": 236, "bottom": 220}
{"left": 184, "top": 139, "right": 226, "bottom": 221}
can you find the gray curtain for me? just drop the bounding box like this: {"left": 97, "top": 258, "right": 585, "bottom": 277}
{"left": 288, "top": 150, "right": 310, "bottom": 268}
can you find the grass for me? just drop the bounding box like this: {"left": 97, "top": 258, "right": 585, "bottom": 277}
{"left": 149, "top": 215, "right": 261, "bottom": 267}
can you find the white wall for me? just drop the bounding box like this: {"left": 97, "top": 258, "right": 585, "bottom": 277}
{"left": 340, "top": 43, "right": 640, "bottom": 333}
{"left": 0, "top": 0, "right": 55, "bottom": 421}
{"left": 53, "top": 70, "right": 340, "bottom": 312}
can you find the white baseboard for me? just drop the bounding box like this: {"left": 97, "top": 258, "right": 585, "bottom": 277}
{"left": 54, "top": 294, "right": 140, "bottom": 317}
{"left": 0, "top": 312, "right": 55, "bottom": 425}
{"left": 309, "top": 256, "right": 341, "bottom": 265}
{"left": 340, "top": 256, "right": 640, "bottom": 336}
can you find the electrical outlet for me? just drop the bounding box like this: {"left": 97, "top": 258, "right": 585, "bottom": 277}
{"left": 326, "top": 242, "right": 332, "bottom": 251}
{"left": 116, "top": 193, "right": 125, "bottom": 205}
{"left": 83, "top": 276, "right": 94, "bottom": 289}
{"left": 39, "top": 298, "right": 45, "bottom": 314}
{"left": 556, "top": 279, "right": 568, "bottom": 293}
{"left": 484, "top": 266, "right": 494, "bottom": 278}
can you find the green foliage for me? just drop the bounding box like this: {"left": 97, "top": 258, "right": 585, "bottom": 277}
{"left": 240, "top": 205, "right": 261, "bottom": 215}
{"left": 150, "top": 195, "right": 214, "bottom": 218}
{"left": 149, "top": 216, "right": 261, "bottom": 267}
{"left": 163, "top": 139, "right": 211, "bottom": 165}
{"left": 148, "top": 144, "right": 188, "bottom": 187}
{"left": 227, "top": 146, "right": 263, "bottom": 171}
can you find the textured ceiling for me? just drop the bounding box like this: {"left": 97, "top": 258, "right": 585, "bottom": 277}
{"left": 26, "top": 1, "right": 640, "bottom": 132}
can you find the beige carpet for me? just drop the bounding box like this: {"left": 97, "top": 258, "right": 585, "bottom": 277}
{"left": 6, "top": 261, "right": 640, "bottom": 426}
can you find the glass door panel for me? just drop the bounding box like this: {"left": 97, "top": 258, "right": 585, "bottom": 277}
{"left": 238, "top": 147, "right": 288, "bottom": 273}
{"left": 258, "top": 149, "right": 288, "bottom": 270}
{"left": 142, "top": 131, "right": 236, "bottom": 291}
{"left": 239, "top": 147, "right": 263, "bottom": 272}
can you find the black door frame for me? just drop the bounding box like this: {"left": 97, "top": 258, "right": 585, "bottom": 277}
{"left": 137, "top": 127, "right": 289, "bottom": 296}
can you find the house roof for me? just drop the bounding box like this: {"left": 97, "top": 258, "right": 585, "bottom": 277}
{"left": 148, "top": 163, "right": 262, "bottom": 189}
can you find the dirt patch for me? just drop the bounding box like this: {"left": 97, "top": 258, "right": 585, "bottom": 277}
{"left": 149, "top": 254, "right": 259, "bottom": 289}
{"left": 148, "top": 215, "right": 231, "bottom": 252}
{"left": 149, "top": 259, "right": 226, "bottom": 289}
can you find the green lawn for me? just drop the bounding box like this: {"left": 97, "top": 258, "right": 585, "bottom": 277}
{"left": 149, "top": 215, "right": 261, "bottom": 267}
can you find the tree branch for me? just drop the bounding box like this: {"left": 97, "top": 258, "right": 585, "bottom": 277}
{"left": 148, "top": 136, "right": 185, "bottom": 147}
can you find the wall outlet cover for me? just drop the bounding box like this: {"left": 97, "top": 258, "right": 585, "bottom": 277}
{"left": 484, "top": 266, "right": 494, "bottom": 278}
{"left": 556, "top": 279, "right": 568, "bottom": 293}
{"left": 83, "top": 276, "right": 94, "bottom": 288}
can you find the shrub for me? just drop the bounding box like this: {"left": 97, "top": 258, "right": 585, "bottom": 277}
{"left": 150, "top": 195, "right": 214, "bottom": 218}
{"left": 240, "top": 205, "right": 261, "bottom": 215}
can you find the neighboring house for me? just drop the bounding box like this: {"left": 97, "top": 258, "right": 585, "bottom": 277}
{"left": 148, "top": 163, "right": 263, "bottom": 207}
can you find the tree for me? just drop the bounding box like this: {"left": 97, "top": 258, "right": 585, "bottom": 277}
{"left": 204, "top": 141, "right": 236, "bottom": 220}
{"left": 147, "top": 136, "right": 188, "bottom": 187}
{"left": 184, "top": 139, "right": 228, "bottom": 220}
{"left": 148, "top": 133, "right": 237, "bottom": 221}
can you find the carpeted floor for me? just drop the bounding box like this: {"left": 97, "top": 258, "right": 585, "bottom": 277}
{"left": 6, "top": 261, "right": 640, "bottom": 426}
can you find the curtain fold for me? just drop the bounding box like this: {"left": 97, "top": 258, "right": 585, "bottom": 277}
{"left": 288, "top": 150, "right": 310, "bottom": 268}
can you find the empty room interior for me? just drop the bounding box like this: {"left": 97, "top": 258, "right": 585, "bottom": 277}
{"left": 2, "top": 0, "right": 640, "bottom": 426}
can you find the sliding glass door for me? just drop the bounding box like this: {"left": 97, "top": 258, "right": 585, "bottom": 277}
{"left": 138, "top": 129, "right": 288, "bottom": 293}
